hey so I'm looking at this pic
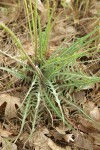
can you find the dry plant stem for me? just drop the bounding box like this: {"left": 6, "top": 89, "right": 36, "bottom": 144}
{"left": 0, "top": 23, "right": 44, "bottom": 82}
{"left": 25, "top": 0, "right": 38, "bottom": 62}
{"left": 34, "top": 0, "right": 38, "bottom": 63}
{"left": 45, "top": 0, "right": 50, "bottom": 52}
{"left": 29, "top": 0, "right": 35, "bottom": 58}
{"left": 0, "top": 87, "right": 22, "bottom": 94}
{"left": 0, "top": 2, "right": 17, "bottom": 6}
{"left": 24, "top": 0, "right": 34, "bottom": 54}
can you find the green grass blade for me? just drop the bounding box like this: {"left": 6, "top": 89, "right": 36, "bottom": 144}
{"left": 0, "top": 67, "right": 29, "bottom": 80}
{"left": 14, "top": 94, "right": 32, "bottom": 143}
{"left": 47, "top": 80, "right": 65, "bottom": 125}
{"left": 44, "top": 91, "right": 72, "bottom": 129}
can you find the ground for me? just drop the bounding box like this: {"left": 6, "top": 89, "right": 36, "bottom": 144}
{"left": 0, "top": 0, "right": 100, "bottom": 150}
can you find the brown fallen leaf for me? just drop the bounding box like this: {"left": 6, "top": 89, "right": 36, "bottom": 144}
{"left": 64, "top": 0, "right": 72, "bottom": 5}
{"left": 22, "top": 40, "right": 35, "bottom": 56}
{"left": 73, "top": 130, "right": 93, "bottom": 150}
{"left": 0, "top": 55, "right": 3, "bottom": 64}
{"left": 0, "top": 94, "right": 21, "bottom": 119}
{"left": 54, "top": 22, "right": 66, "bottom": 35}
{"left": 89, "top": 133, "right": 100, "bottom": 146}
{"left": 55, "top": 125, "right": 74, "bottom": 143}
{"left": 0, "top": 0, "right": 17, "bottom": 3}
{"left": 56, "top": 126, "right": 68, "bottom": 135}
{"left": 90, "top": 106, "right": 100, "bottom": 121}
{"left": 32, "top": 0, "right": 45, "bottom": 12}
{"left": 89, "top": 1, "right": 100, "bottom": 15}
{"left": 73, "top": 90, "right": 86, "bottom": 104}
{"left": 83, "top": 101, "right": 100, "bottom": 121}
{"left": 63, "top": 134, "right": 74, "bottom": 143}
{"left": 66, "top": 26, "right": 76, "bottom": 35}
{"left": 0, "top": 5, "right": 20, "bottom": 24}
{"left": 0, "top": 136, "right": 17, "bottom": 150}
{"left": 93, "top": 145, "right": 100, "bottom": 150}
{"left": 82, "top": 84, "right": 95, "bottom": 90}
{"left": 32, "top": 0, "right": 47, "bottom": 26}
{"left": 20, "top": 132, "right": 29, "bottom": 142}
{"left": 50, "top": 34, "right": 66, "bottom": 46}
{"left": 48, "top": 138, "right": 72, "bottom": 150}
{"left": 29, "top": 126, "right": 51, "bottom": 150}
{"left": 78, "top": 116, "right": 100, "bottom": 132}
{"left": 0, "top": 128, "right": 12, "bottom": 138}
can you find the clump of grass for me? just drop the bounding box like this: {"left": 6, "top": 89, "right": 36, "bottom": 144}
{"left": 0, "top": 0, "right": 100, "bottom": 142}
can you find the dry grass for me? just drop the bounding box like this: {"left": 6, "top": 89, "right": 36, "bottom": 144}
{"left": 0, "top": 0, "right": 100, "bottom": 149}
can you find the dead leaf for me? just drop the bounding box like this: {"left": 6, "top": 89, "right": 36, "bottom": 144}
{"left": 23, "top": 40, "right": 35, "bottom": 56}
{"left": 0, "top": 94, "right": 21, "bottom": 119}
{"left": 50, "top": 129, "right": 64, "bottom": 141}
{"left": 64, "top": 134, "right": 74, "bottom": 143}
{"left": 54, "top": 22, "right": 66, "bottom": 35}
{"left": 78, "top": 116, "right": 100, "bottom": 132}
{"left": 32, "top": 0, "right": 45, "bottom": 12}
{"left": 73, "top": 131, "right": 93, "bottom": 150}
{"left": 0, "top": 136, "right": 17, "bottom": 150}
{"left": 55, "top": 125, "right": 74, "bottom": 143}
{"left": 62, "top": 0, "right": 72, "bottom": 6}
{"left": 89, "top": 133, "right": 100, "bottom": 146}
{"left": 48, "top": 138, "right": 72, "bottom": 150}
{"left": 50, "top": 34, "right": 66, "bottom": 46}
{"left": 83, "top": 101, "right": 100, "bottom": 121}
{"left": 49, "top": 126, "right": 74, "bottom": 147}
{"left": 82, "top": 84, "right": 94, "bottom": 90}
{"left": 90, "top": 1, "right": 100, "bottom": 15}
{"left": 93, "top": 145, "right": 100, "bottom": 150}
{"left": 73, "top": 91, "right": 86, "bottom": 104}
{"left": 90, "top": 106, "right": 100, "bottom": 121}
{"left": 0, "top": 6, "right": 20, "bottom": 24}
{"left": 62, "top": 105, "right": 69, "bottom": 118}
{"left": 20, "top": 132, "right": 29, "bottom": 142}
{"left": 55, "top": 124, "right": 69, "bottom": 135}
{"left": 0, "top": 55, "right": 3, "bottom": 64}
{"left": 32, "top": 0, "right": 47, "bottom": 26}
{"left": 0, "top": 128, "right": 12, "bottom": 137}
{"left": 66, "top": 26, "right": 76, "bottom": 35}
{"left": 0, "top": 0, "right": 17, "bottom": 3}
{"left": 29, "top": 126, "right": 51, "bottom": 150}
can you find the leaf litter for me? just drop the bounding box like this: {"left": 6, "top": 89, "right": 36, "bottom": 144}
{"left": 0, "top": 94, "right": 21, "bottom": 119}
{"left": 0, "top": 0, "right": 100, "bottom": 150}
